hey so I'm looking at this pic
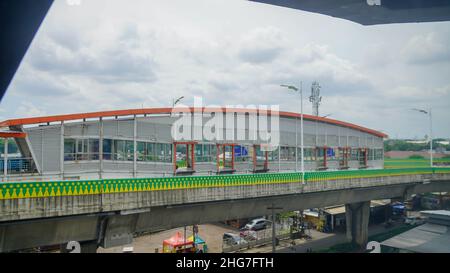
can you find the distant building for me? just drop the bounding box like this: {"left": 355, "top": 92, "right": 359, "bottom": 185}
{"left": 418, "top": 193, "right": 450, "bottom": 210}
{"left": 405, "top": 140, "right": 428, "bottom": 144}
{"left": 437, "top": 141, "right": 450, "bottom": 145}
{"left": 385, "top": 151, "right": 448, "bottom": 159}
{"left": 302, "top": 200, "right": 391, "bottom": 232}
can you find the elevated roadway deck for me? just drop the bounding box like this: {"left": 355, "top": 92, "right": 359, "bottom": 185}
{"left": 1, "top": 168, "right": 450, "bottom": 252}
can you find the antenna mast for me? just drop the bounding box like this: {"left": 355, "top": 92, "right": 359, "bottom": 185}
{"left": 309, "top": 81, "right": 322, "bottom": 116}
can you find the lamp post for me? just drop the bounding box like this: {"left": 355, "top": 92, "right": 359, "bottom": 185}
{"left": 321, "top": 114, "right": 332, "bottom": 148}
{"left": 411, "top": 108, "right": 433, "bottom": 167}
{"left": 267, "top": 203, "right": 283, "bottom": 253}
{"left": 172, "top": 96, "right": 185, "bottom": 107}
{"left": 281, "top": 84, "right": 305, "bottom": 184}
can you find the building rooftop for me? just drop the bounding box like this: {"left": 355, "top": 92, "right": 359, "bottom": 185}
{"left": 0, "top": 107, "right": 387, "bottom": 138}
{"left": 381, "top": 210, "right": 450, "bottom": 253}
{"left": 323, "top": 200, "right": 391, "bottom": 215}
{"left": 381, "top": 223, "right": 450, "bottom": 253}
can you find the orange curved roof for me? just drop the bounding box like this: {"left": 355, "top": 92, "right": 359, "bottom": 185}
{"left": 0, "top": 131, "right": 27, "bottom": 138}
{"left": 0, "top": 107, "right": 387, "bottom": 138}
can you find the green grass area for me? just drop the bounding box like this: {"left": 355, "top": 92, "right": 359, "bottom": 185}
{"left": 384, "top": 158, "right": 450, "bottom": 169}
{"left": 175, "top": 160, "right": 187, "bottom": 168}
{"left": 176, "top": 159, "right": 227, "bottom": 168}
{"left": 316, "top": 224, "right": 416, "bottom": 253}
{"left": 368, "top": 225, "right": 416, "bottom": 243}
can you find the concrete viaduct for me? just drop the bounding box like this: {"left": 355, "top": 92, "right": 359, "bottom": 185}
{"left": 1, "top": 169, "right": 450, "bottom": 252}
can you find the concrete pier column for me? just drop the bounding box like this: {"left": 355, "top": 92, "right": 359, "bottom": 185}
{"left": 345, "top": 201, "right": 370, "bottom": 248}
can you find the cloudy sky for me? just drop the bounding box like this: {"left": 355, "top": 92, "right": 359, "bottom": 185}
{"left": 1, "top": 0, "right": 449, "bottom": 139}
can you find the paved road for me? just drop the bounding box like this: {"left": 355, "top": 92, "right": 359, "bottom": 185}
{"left": 98, "top": 221, "right": 405, "bottom": 253}
{"left": 241, "top": 222, "right": 404, "bottom": 253}
{"left": 98, "top": 223, "right": 239, "bottom": 253}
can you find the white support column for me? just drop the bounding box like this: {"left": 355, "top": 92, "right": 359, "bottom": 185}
{"left": 429, "top": 108, "right": 433, "bottom": 167}
{"left": 278, "top": 146, "right": 281, "bottom": 172}
{"left": 99, "top": 117, "right": 103, "bottom": 179}
{"left": 3, "top": 138, "right": 8, "bottom": 179}
{"left": 337, "top": 127, "right": 340, "bottom": 147}
{"left": 295, "top": 112, "right": 298, "bottom": 172}
{"left": 60, "top": 122, "right": 64, "bottom": 178}
{"left": 133, "top": 115, "right": 137, "bottom": 178}
{"left": 41, "top": 129, "right": 44, "bottom": 173}
{"left": 346, "top": 128, "right": 349, "bottom": 147}
{"left": 300, "top": 84, "right": 304, "bottom": 184}
{"left": 315, "top": 120, "right": 318, "bottom": 146}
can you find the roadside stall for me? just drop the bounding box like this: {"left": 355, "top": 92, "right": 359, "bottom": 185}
{"left": 188, "top": 235, "right": 208, "bottom": 253}
{"left": 162, "top": 232, "right": 208, "bottom": 253}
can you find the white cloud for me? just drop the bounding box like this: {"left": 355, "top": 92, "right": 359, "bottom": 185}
{"left": 237, "top": 27, "right": 286, "bottom": 63}
{"left": 0, "top": 0, "right": 449, "bottom": 139}
{"left": 15, "top": 101, "right": 47, "bottom": 118}
{"left": 401, "top": 31, "right": 450, "bottom": 65}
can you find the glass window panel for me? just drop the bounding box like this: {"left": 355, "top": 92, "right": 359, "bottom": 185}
{"left": 137, "top": 142, "right": 146, "bottom": 161}
{"left": 114, "top": 140, "right": 124, "bottom": 160}
{"left": 103, "top": 139, "right": 112, "bottom": 160}
{"left": 64, "top": 139, "right": 76, "bottom": 161}
{"left": 146, "top": 143, "right": 155, "bottom": 161}
{"left": 88, "top": 139, "right": 99, "bottom": 160}
{"left": 126, "top": 141, "right": 134, "bottom": 161}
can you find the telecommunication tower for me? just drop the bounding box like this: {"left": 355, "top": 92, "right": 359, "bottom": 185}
{"left": 309, "top": 81, "right": 322, "bottom": 116}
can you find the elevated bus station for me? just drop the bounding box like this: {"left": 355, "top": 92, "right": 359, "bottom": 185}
{"left": 0, "top": 107, "right": 386, "bottom": 182}
{"left": 6, "top": 107, "right": 449, "bottom": 252}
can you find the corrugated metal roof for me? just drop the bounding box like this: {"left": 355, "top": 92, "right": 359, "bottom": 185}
{"left": 421, "top": 210, "right": 450, "bottom": 218}
{"left": 371, "top": 199, "right": 391, "bottom": 207}
{"left": 381, "top": 223, "right": 450, "bottom": 253}
{"left": 0, "top": 107, "right": 388, "bottom": 138}
{"left": 323, "top": 200, "right": 390, "bottom": 216}
{"left": 303, "top": 210, "right": 319, "bottom": 217}
{"left": 324, "top": 206, "right": 346, "bottom": 215}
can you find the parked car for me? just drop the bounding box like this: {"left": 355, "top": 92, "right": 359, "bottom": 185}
{"left": 222, "top": 233, "right": 247, "bottom": 246}
{"left": 404, "top": 216, "right": 425, "bottom": 226}
{"left": 244, "top": 218, "right": 269, "bottom": 231}
{"left": 239, "top": 229, "right": 258, "bottom": 241}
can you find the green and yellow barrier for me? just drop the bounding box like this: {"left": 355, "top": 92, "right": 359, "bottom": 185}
{"left": 1, "top": 168, "right": 449, "bottom": 200}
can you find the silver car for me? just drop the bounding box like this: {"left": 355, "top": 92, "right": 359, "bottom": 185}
{"left": 223, "top": 233, "right": 247, "bottom": 246}
{"left": 244, "top": 218, "right": 269, "bottom": 231}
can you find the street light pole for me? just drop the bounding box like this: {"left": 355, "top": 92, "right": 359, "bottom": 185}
{"left": 172, "top": 96, "right": 185, "bottom": 108}
{"left": 280, "top": 84, "right": 305, "bottom": 184}
{"left": 296, "top": 94, "right": 298, "bottom": 173}
{"left": 411, "top": 108, "right": 433, "bottom": 167}
{"left": 429, "top": 108, "right": 433, "bottom": 167}
{"left": 300, "top": 83, "right": 304, "bottom": 184}
{"left": 267, "top": 203, "right": 283, "bottom": 253}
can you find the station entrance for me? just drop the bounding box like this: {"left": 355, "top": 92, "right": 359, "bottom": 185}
{"left": 358, "top": 148, "right": 368, "bottom": 169}
{"left": 216, "top": 143, "right": 236, "bottom": 174}
{"left": 338, "top": 147, "right": 350, "bottom": 169}
{"left": 252, "top": 144, "right": 269, "bottom": 173}
{"left": 173, "top": 142, "right": 197, "bottom": 175}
